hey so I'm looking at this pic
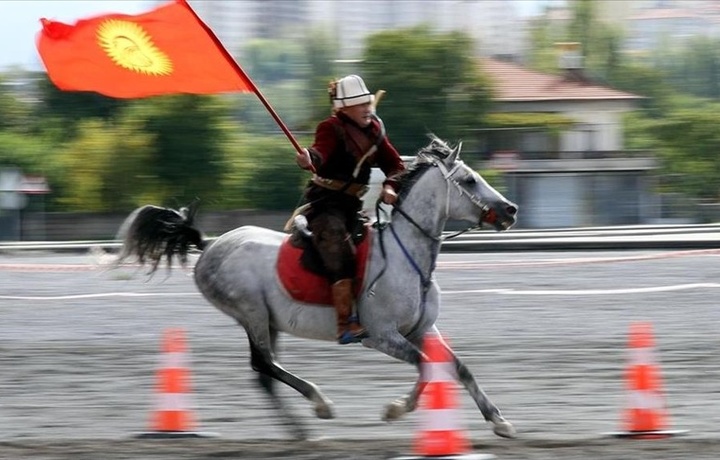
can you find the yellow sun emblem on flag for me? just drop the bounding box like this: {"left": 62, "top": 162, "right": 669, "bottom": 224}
{"left": 97, "top": 20, "right": 173, "bottom": 76}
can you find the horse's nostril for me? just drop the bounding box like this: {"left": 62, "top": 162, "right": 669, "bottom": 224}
{"left": 507, "top": 206, "right": 517, "bottom": 216}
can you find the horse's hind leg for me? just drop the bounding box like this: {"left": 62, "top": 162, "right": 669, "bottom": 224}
{"left": 247, "top": 326, "right": 335, "bottom": 422}
{"left": 248, "top": 330, "right": 308, "bottom": 440}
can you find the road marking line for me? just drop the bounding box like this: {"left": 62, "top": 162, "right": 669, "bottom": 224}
{"left": 0, "top": 292, "right": 199, "bottom": 300}
{"left": 445, "top": 283, "right": 720, "bottom": 296}
{"left": 3, "top": 283, "right": 720, "bottom": 301}
{"left": 438, "top": 248, "right": 720, "bottom": 269}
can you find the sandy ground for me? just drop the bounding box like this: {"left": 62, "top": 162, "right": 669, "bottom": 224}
{"left": 1, "top": 249, "right": 720, "bottom": 459}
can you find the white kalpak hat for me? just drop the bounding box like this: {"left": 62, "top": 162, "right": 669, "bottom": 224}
{"left": 332, "top": 75, "right": 375, "bottom": 109}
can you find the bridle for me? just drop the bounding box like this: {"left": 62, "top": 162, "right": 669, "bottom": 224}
{"left": 385, "top": 155, "right": 492, "bottom": 243}
{"left": 368, "top": 155, "right": 493, "bottom": 301}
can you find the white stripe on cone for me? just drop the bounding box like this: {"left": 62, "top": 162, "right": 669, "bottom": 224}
{"left": 422, "top": 362, "right": 456, "bottom": 383}
{"left": 156, "top": 392, "right": 192, "bottom": 410}
{"left": 420, "top": 408, "right": 465, "bottom": 432}
{"left": 628, "top": 348, "right": 655, "bottom": 366}
{"left": 627, "top": 390, "right": 664, "bottom": 410}
{"left": 160, "top": 351, "right": 188, "bottom": 368}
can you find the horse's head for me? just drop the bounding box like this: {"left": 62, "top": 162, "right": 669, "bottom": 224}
{"left": 413, "top": 137, "right": 518, "bottom": 231}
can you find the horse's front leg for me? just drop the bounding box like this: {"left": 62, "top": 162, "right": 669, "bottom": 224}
{"left": 431, "top": 328, "right": 516, "bottom": 438}
{"left": 368, "top": 328, "right": 516, "bottom": 439}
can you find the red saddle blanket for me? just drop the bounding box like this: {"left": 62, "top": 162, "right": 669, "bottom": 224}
{"left": 276, "top": 235, "right": 371, "bottom": 306}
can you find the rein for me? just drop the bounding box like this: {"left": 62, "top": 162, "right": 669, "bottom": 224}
{"left": 366, "top": 156, "right": 490, "bottom": 310}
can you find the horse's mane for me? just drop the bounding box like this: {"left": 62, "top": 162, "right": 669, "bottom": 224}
{"left": 397, "top": 135, "right": 456, "bottom": 201}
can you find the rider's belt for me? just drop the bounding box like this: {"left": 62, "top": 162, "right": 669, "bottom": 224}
{"left": 312, "top": 175, "right": 368, "bottom": 197}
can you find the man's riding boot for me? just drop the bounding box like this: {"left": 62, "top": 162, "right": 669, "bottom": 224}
{"left": 332, "top": 279, "right": 367, "bottom": 344}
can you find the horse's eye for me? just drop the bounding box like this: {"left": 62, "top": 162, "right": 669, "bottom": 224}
{"left": 464, "top": 176, "right": 477, "bottom": 185}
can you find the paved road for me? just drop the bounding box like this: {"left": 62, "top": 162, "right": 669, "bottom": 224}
{"left": 1, "top": 249, "right": 719, "bottom": 459}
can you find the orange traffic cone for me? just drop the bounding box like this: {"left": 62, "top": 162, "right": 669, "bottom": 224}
{"left": 392, "top": 332, "right": 494, "bottom": 460}
{"left": 609, "top": 321, "right": 686, "bottom": 438}
{"left": 135, "top": 328, "right": 218, "bottom": 438}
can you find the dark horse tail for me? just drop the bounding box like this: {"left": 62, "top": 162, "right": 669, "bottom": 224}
{"left": 115, "top": 201, "right": 207, "bottom": 272}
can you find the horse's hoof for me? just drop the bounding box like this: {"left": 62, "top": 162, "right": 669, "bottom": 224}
{"left": 491, "top": 415, "right": 516, "bottom": 439}
{"left": 382, "top": 399, "right": 407, "bottom": 422}
{"left": 315, "top": 402, "right": 335, "bottom": 420}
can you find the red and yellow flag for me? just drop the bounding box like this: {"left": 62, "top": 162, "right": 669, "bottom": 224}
{"left": 36, "top": 0, "right": 254, "bottom": 98}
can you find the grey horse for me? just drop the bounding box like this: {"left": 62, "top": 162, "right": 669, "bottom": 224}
{"left": 116, "top": 137, "right": 519, "bottom": 439}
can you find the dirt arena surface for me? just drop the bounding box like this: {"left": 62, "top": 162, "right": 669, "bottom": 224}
{"left": 2, "top": 249, "right": 720, "bottom": 459}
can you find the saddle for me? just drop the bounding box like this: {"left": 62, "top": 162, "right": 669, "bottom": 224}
{"left": 276, "top": 224, "right": 372, "bottom": 306}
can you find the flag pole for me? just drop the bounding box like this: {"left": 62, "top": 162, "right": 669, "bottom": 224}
{"left": 181, "top": 0, "right": 312, "bottom": 169}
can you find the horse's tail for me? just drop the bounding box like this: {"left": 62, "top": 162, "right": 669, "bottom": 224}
{"left": 114, "top": 200, "right": 207, "bottom": 272}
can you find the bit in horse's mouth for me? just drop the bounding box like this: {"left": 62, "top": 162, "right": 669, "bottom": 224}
{"left": 482, "top": 208, "right": 498, "bottom": 226}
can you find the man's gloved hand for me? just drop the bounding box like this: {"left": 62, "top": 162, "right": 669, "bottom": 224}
{"left": 380, "top": 185, "right": 398, "bottom": 205}
{"left": 296, "top": 148, "right": 313, "bottom": 170}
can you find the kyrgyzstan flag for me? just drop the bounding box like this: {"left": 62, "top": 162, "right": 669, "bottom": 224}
{"left": 36, "top": 0, "right": 254, "bottom": 98}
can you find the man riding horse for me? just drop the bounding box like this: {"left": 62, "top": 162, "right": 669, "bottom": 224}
{"left": 295, "top": 75, "right": 406, "bottom": 344}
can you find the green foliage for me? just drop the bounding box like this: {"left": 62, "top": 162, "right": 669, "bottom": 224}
{"left": 236, "top": 80, "right": 310, "bottom": 132}
{"left": 303, "top": 28, "right": 339, "bottom": 127}
{"left": 34, "top": 76, "right": 127, "bottom": 134}
{"left": 568, "top": 0, "right": 593, "bottom": 61}
{"left": 54, "top": 118, "right": 157, "bottom": 211}
{"left": 124, "top": 95, "right": 232, "bottom": 208}
{"left": 0, "top": 132, "right": 48, "bottom": 171}
{"left": 647, "top": 104, "right": 720, "bottom": 200}
{"left": 649, "top": 36, "right": 720, "bottom": 100}
{"left": 0, "top": 77, "right": 32, "bottom": 133}
{"left": 621, "top": 112, "right": 662, "bottom": 151}
{"left": 243, "top": 39, "right": 306, "bottom": 84}
{"left": 484, "top": 113, "right": 575, "bottom": 133}
{"left": 221, "top": 133, "right": 311, "bottom": 211}
{"left": 527, "top": 16, "right": 564, "bottom": 73}
{"left": 606, "top": 64, "right": 674, "bottom": 117}
{"left": 363, "top": 26, "right": 492, "bottom": 155}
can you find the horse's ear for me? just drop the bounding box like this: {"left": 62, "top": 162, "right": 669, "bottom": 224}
{"left": 447, "top": 143, "right": 462, "bottom": 163}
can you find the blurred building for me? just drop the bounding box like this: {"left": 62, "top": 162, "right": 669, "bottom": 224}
{"left": 181, "top": 0, "right": 527, "bottom": 60}
{"left": 476, "top": 55, "right": 658, "bottom": 228}
{"left": 540, "top": 1, "right": 720, "bottom": 53}
{"left": 186, "top": 0, "right": 311, "bottom": 55}
{"left": 626, "top": 4, "right": 720, "bottom": 52}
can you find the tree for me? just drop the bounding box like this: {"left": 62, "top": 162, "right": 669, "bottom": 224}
{"left": 124, "top": 95, "right": 233, "bottom": 209}
{"left": 652, "top": 36, "right": 720, "bottom": 100}
{"left": 648, "top": 104, "right": 720, "bottom": 201}
{"left": 0, "top": 76, "right": 32, "bottom": 133}
{"left": 54, "top": 118, "right": 156, "bottom": 211}
{"left": 606, "top": 63, "right": 674, "bottom": 117}
{"left": 243, "top": 39, "right": 306, "bottom": 84}
{"left": 0, "top": 132, "right": 50, "bottom": 173}
{"left": 237, "top": 38, "right": 320, "bottom": 133}
{"left": 34, "top": 75, "right": 127, "bottom": 135}
{"left": 221, "top": 133, "right": 310, "bottom": 211}
{"left": 362, "top": 26, "right": 493, "bottom": 155}
{"left": 303, "top": 28, "right": 339, "bottom": 128}
{"left": 568, "top": 0, "right": 594, "bottom": 62}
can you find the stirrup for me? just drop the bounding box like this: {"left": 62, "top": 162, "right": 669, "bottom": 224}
{"left": 337, "top": 314, "right": 368, "bottom": 344}
{"left": 337, "top": 329, "right": 368, "bottom": 345}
